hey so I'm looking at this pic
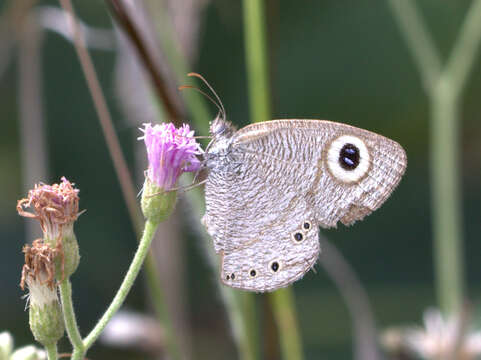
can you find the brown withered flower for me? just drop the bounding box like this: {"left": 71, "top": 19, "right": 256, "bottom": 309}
{"left": 20, "top": 239, "right": 63, "bottom": 291}
{"left": 18, "top": 177, "right": 82, "bottom": 279}
{"left": 20, "top": 239, "right": 65, "bottom": 346}
{"left": 17, "top": 177, "right": 81, "bottom": 243}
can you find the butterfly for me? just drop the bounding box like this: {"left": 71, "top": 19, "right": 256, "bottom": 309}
{"left": 184, "top": 74, "right": 407, "bottom": 292}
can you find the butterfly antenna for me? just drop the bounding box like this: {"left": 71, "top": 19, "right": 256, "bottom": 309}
{"left": 187, "top": 72, "right": 226, "bottom": 119}
{"left": 178, "top": 85, "right": 224, "bottom": 118}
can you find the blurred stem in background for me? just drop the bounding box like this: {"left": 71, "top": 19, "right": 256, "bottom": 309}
{"left": 108, "top": 1, "right": 259, "bottom": 359}
{"left": 17, "top": 11, "right": 48, "bottom": 242}
{"left": 243, "top": 0, "right": 304, "bottom": 359}
{"left": 318, "top": 238, "right": 380, "bottom": 360}
{"left": 58, "top": 0, "right": 180, "bottom": 358}
{"left": 388, "top": 0, "right": 481, "bottom": 314}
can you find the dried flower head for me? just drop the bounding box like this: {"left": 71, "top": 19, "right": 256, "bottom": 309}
{"left": 20, "top": 239, "right": 63, "bottom": 291}
{"left": 139, "top": 123, "right": 202, "bottom": 191}
{"left": 17, "top": 177, "right": 81, "bottom": 242}
{"left": 20, "top": 240, "right": 65, "bottom": 346}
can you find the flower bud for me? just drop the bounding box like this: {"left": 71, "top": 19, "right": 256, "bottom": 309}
{"left": 141, "top": 178, "right": 177, "bottom": 223}
{"left": 0, "top": 332, "right": 13, "bottom": 360}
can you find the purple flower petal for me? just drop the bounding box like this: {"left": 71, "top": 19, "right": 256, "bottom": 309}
{"left": 140, "top": 123, "right": 202, "bottom": 190}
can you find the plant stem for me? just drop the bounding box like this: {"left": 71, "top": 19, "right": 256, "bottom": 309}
{"left": 387, "top": 0, "right": 441, "bottom": 93}
{"left": 444, "top": 0, "right": 481, "bottom": 96}
{"left": 269, "top": 289, "right": 303, "bottom": 360}
{"left": 319, "top": 238, "right": 381, "bottom": 360}
{"left": 45, "top": 343, "right": 58, "bottom": 360}
{"left": 59, "top": 0, "right": 178, "bottom": 356}
{"left": 83, "top": 219, "right": 162, "bottom": 349}
{"left": 59, "top": 219, "right": 178, "bottom": 360}
{"left": 388, "top": 0, "right": 481, "bottom": 315}
{"left": 107, "top": 1, "right": 254, "bottom": 359}
{"left": 243, "top": 0, "right": 271, "bottom": 122}
{"left": 143, "top": 0, "right": 211, "bottom": 136}
{"left": 242, "top": 0, "right": 304, "bottom": 359}
{"left": 59, "top": 280, "right": 84, "bottom": 359}
{"left": 430, "top": 82, "right": 464, "bottom": 314}
{"left": 106, "top": 0, "right": 182, "bottom": 126}
{"left": 237, "top": 292, "right": 260, "bottom": 360}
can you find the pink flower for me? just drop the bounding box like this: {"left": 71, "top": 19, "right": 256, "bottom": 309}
{"left": 139, "top": 123, "right": 202, "bottom": 191}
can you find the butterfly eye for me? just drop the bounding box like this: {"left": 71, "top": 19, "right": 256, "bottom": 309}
{"left": 326, "top": 135, "right": 370, "bottom": 183}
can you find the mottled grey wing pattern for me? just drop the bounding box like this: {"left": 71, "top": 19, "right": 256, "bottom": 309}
{"left": 203, "top": 135, "right": 320, "bottom": 291}
{"left": 235, "top": 120, "right": 407, "bottom": 227}
{"left": 203, "top": 119, "right": 406, "bottom": 292}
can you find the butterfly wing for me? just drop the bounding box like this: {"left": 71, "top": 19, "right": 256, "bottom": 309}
{"left": 203, "top": 135, "right": 321, "bottom": 291}
{"left": 203, "top": 119, "right": 406, "bottom": 292}
{"left": 233, "top": 119, "right": 407, "bottom": 227}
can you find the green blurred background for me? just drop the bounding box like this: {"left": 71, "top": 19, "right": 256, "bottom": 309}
{"left": 1, "top": 0, "right": 480, "bottom": 359}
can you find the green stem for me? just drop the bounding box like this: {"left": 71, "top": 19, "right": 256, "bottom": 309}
{"left": 389, "top": 0, "right": 481, "bottom": 315}
{"left": 59, "top": 220, "right": 179, "bottom": 360}
{"left": 268, "top": 289, "right": 303, "bottom": 360}
{"left": 387, "top": 0, "right": 441, "bottom": 94}
{"left": 45, "top": 343, "right": 58, "bottom": 360}
{"left": 82, "top": 219, "right": 161, "bottom": 350}
{"left": 242, "top": 0, "right": 304, "bottom": 359}
{"left": 243, "top": 0, "right": 271, "bottom": 122}
{"left": 237, "top": 293, "right": 260, "bottom": 360}
{"left": 58, "top": 1, "right": 180, "bottom": 357}
{"left": 59, "top": 280, "right": 85, "bottom": 359}
{"left": 444, "top": 0, "right": 481, "bottom": 96}
{"left": 430, "top": 82, "right": 464, "bottom": 314}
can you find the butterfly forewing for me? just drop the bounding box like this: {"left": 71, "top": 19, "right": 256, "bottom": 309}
{"left": 234, "top": 120, "right": 407, "bottom": 227}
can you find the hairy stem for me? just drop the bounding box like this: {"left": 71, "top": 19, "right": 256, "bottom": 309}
{"left": 45, "top": 343, "right": 58, "bottom": 360}
{"left": 59, "top": 280, "right": 84, "bottom": 360}
{"left": 59, "top": 0, "right": 178, "bottom": 355}
{"left": 83, "top": 219, "right": 160, "bottom": 350}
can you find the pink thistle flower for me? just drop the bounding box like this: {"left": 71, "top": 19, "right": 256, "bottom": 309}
{"left": 139, "top": 123, "right": 202, "bottom": 191}
{"left": 17, "top": 177, "right": 81, "bottom": 242}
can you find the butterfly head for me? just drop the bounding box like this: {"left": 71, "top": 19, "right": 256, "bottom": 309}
{"left": 209, "top": 115, "right": 235, "bottom": 138}
{"left": 203, "top": 115, "right": 237, "bottom": 169}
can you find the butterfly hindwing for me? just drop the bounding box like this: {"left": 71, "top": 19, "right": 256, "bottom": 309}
{"left": 204, "top": 142, "right": 320, "bottom": 291}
